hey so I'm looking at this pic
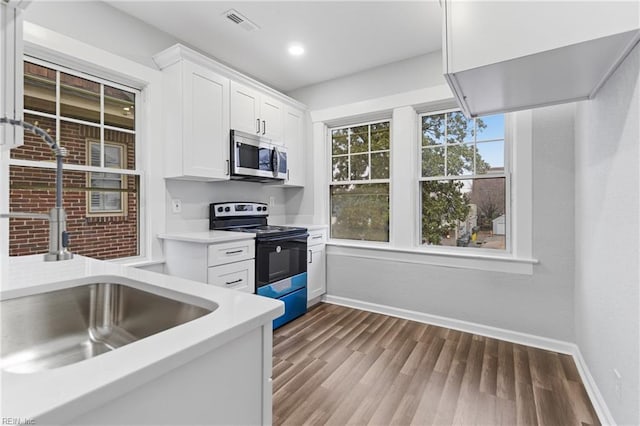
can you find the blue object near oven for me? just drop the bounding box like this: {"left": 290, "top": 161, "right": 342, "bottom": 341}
{"left": 257, "top": 273, "right": 307, "bottom": 329}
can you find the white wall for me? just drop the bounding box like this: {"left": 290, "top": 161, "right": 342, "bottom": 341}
{"left": 575, "top": 43, "right": 639, "bottom": 426}
{"left": 165, "top": 180, "right": 288, "bottom": 233}
{"left": 23, "top": 1, "right": 177, "bottom": 69}
{"left": 288, "top": 51, "right": 445, "bottom": 110}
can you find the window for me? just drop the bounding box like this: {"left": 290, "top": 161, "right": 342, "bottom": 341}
{"left": 329, "top": 121, "right": 390, "bottom": 242}
{"left": 9, "top": 59, "right": 140, "bottom": 260}
{"left": 87, "top": 141, "right": 126, "bottom": 215}
{"left": 420, "top": 111, "right": 507, "bottom": 250}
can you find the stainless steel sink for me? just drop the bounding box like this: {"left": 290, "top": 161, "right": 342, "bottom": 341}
{"left": 1, "top": 280, "right": 215, "bottom": 373}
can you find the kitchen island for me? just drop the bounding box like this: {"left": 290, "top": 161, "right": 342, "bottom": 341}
{"left": 0, "top": 255, "right": 283, "bottom": 425}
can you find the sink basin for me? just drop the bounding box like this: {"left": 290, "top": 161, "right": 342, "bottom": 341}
{"left": 1, "top": 279, "right": 216, "bottom": 373}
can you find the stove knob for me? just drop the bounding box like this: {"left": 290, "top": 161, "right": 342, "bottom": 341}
{"left": 217, "top": 207, "right": 223, "bottom": 213}
{"left": 224, "top": 207, "right": 230, "bottom": 212}
{"left": 258, "top": 206, "right": 263, "bottom": 211}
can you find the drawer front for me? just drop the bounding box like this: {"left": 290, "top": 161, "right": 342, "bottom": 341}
{"left": 307, "top": 229, "right": 327, "bottom": 246}
{"left": 208, "top": 239, "right": 255, "bottom": 266}
{"left": 207, "top": 259, "right": 255, "bottom": 293}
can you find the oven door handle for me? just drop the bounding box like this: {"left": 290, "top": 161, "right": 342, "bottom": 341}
{"left": 257, "top": 233, "right": 309, "bottom": 243}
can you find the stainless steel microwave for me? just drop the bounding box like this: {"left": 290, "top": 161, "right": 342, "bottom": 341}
{"left": 230, "top": 130, "right": 287, "bottom": 182}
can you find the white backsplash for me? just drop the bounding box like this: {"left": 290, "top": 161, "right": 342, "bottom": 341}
{"left": 165, "top": 180, "right": 288, "bottom": 233}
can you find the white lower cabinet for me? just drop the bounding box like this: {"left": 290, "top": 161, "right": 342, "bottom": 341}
{"left": 307, "top": 229, "right": 327, "bottom": 304}
{"left": 208, "top": 259, "right": 255, "bottom": 293}
{"left": 162, "top": 237, "right": 255, "bottom": 293}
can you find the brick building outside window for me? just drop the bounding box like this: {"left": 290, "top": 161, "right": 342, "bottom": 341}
{"left": 9, "top": 59, "right": 140, "bottom": 260}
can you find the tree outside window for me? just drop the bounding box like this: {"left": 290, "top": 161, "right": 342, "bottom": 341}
{"left": 420, "top": 112, "right": 507, "bottom": 250}
{"left": 330, "top": 121, "right": 390, "bottom": 242}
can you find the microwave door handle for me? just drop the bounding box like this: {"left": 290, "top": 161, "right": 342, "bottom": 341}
{"left": 274, "top": 147, "right": 280, "bottom": 175}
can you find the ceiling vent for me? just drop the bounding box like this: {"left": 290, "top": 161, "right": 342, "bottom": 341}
{"left": 223, "top": 9, "right": 260, "bottom": 32}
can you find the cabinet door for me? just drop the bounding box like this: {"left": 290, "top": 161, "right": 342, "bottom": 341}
{"left": 182, "top": 61, "right": 230, "bottom": 179}
{"left": 283, "top": 106, "right": 305, "bottom": 186}
{"left": 307, "top": 244, "right": 326, "bottom": 301}
{"left": 230, "top": 81, "right": 260, "bottom": 135}
{"left": 260, "top": 94, "right": 284, "bottom": 143}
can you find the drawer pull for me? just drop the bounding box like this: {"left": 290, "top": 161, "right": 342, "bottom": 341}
{"left": 226, "top": 278, "right": 243, "bottom": 286}
{"left": 311, "top": 235, "right": 323, "bottom": 240}
{"left": 225, "top": 249, "right": 243, "bottom": 255}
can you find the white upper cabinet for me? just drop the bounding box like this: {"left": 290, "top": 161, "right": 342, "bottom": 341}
{"left": 231, "top": 81, "right": 284, "bottom": 143}
{"left": 443, "top": 0, "right": 640, "bottom": 117}
{"left": 230, "top": 82, "right": 261, "bottom": 134}
{"left": 282, "top": 106, "right": 305, "bottom": 187}
{"left": 0, "top": 2, "right": 25, "bottom": 150}
{"left": 155, "top": 48, "right": 230, "bottom": 180}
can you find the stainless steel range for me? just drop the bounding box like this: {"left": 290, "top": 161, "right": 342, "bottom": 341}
{"left": 209, "top": 202, "right": 308, "bottom": 329}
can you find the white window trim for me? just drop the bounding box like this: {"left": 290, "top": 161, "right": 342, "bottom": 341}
{"left": 14, "top": 21, "right": 165, "bottom": 264}
{"left": 312, "top": 88, "right": 536, "bottom": 275}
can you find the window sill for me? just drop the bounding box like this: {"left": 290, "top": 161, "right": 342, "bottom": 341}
{"left": 326, "top": 240, "right": 538, "bottom": 275}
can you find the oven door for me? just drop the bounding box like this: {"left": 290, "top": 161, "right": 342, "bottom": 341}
{"left": 255, "top": 233, "right": 308, "bottom": 288}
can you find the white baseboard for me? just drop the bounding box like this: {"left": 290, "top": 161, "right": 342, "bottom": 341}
{"left": 572, "top": 347, "right": 617, "bottom": 425}
{"left": 321, "top": 294, "right": 615, "bottom": 425}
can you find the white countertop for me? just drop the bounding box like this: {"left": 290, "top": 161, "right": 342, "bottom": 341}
{"left": 0, "top": 255, "right": 283, "bottom": 423}
{"left": 157, "top": 230, "right": 254, "bottom": 244}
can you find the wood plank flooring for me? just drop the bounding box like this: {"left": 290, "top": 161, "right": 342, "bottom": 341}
{"left": 272, "top": 303, "right": 599, "bottom": 426}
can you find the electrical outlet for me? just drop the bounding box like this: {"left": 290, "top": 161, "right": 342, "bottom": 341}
{"left": 613, "top": 369, "right": 622, "bottom": 401}
{"left": 171, "top": 199, "right": 182, "bottom": 214}
{"left": 269, "top": 196, "right": 276, "bottom": 207}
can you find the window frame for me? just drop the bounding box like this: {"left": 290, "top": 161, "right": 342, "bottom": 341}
{"left": 328, "top": 118, "right": 393, "bottom": 244}
{"left": 417, "top": 108, "right": 512, "bottom": 253}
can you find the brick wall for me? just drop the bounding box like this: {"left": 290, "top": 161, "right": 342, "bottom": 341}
{"left": 9, "top": 113, "right": 138, "bottom": 260}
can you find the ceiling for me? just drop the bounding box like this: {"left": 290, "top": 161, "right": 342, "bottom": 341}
{"left": 106, "top": 1, "right": 443, "bottom": 93}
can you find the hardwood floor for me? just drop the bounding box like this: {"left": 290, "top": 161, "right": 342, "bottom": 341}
{"left": 272, "top": 303, "right": 599, "bottom": 426}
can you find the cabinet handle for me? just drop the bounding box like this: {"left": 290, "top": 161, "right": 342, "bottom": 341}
{"left": 256, "top": 118, "right": 261, "bottom": 134}
{"left": 308, "top": 249, "right": 313, "bottom": 264}
{"left": 287, "top": 169, "right": 290, "bottom": 181}
{"left": 225, "top": 278, "right": 243, "bottom": 286}
{"left": 311, "top": 235, "right": 323, "bottom": 240}
{"left": 225, "top": 249, "right": 243, "bottom": 255}
{"left": 262, "top": 120, "right": 266, "bottom": 135}
{"left": 226, "top": 159, "right": 230, "bottom": 175}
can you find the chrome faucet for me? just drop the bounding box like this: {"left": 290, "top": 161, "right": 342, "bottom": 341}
{"left": 1, "top": 117, "right": 73, "bottom": 261}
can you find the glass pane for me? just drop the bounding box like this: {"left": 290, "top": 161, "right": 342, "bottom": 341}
{"left": 60, "top": 72, "right": 100, "bottom": 123}
{"left": 421, "top": 113, "right": 445, "bottom": 146}
{"left": 421, "top": 146, "right": 444, "bottom": 177}
{"left": 446, "top": 111, "right": 472, "bottom": 144}
{"left": 24, "top": 62, "right": 56, "bottom": 115}
{"left": 446, "top": 143, "right": 474, "bottom": 176}
{"left": 421, "top": 178, "right": 505, "bottom": 250}
{"left": 104, "top": 85, "right": 135, "bottom": 130}
{"left": 9, "top": 166, "right": 140, "bottom": 259}
{"left": 370, "top": 121, "right": 390, "bottom": 151}
{"left": 57, "top": 121, "right": 100, "bottom": 166}
{"left": 476, "top": 140, "right": 505, "bottom": 174}
{"left": 476, "top": 114, "right": 505, "bottom": 141}
{"left": 371, "top": 152, "right": 389, "bottom": 180}
{"left": 104, "top": 129, "right": 136, "bottom": 170}
{"left": 332, "top": 156, "right": 348, "bottom": 181}
{"left": 349, "top": 153, "right": 369, "bottom": 180}
{"left": 332, "top": 128, "right": 348, "bottom": 155}
{"left": 10, "top": 113, "right": 57, "bottom": 161}
{"left": 330, "top": 183, "right": 389, "bottom": 242}
{"left": 349, "top": 125, "right": 369, "bottom": 154}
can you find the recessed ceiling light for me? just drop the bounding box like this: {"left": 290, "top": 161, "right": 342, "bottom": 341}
{"left": 288, "top": 44, "right": 305, "bottom": 56}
